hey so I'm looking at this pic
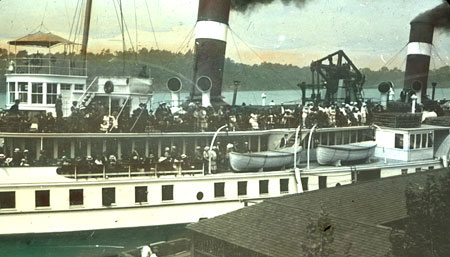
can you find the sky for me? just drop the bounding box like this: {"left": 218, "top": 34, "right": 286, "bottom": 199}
{"left": 0, "top": 0, "right": 448, "bottom": 70}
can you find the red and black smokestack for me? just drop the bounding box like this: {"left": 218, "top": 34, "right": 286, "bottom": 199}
{"left": 191, "top": 0, "right": 231, "bottom": 103}
{"left": 403, "top": 22, "right": 434, "bottom": 103}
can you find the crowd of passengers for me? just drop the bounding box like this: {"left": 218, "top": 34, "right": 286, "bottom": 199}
{"left": 2, "top": 99, "right": 377, "bottom": 133}
{"left": 0, "top": 141, "right": 253, "bottom": 174}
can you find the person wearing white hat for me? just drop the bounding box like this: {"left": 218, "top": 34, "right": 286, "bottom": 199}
{"left": 203, "top": 146, "right": 210, "bottom": 173}
{"left": 0, "top": 153, "right": 6, "bottom": 167}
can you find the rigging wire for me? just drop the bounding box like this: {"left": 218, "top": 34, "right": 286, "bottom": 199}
{"left": 134, "top": 0, "right": 138, "bottom": 52}
{"left": 432, "top": 45, "right": 450, "bottom": 67}
{"left": 175, "top": 25, "right": 195, "bottom": 54}
{"left": 228, "top": 27, "right": 301, "bottom": 96}
{"left": 144, "top": 0, "right": 160, "bottom": 51}
{"left": 39, "top": 0, "right": 50, "bottom": 30}
{"left": 383, "top": 43, "right": 408, "bottom": 68}
{"left": 63, "top": 0, "right": 72, "bottom": 33}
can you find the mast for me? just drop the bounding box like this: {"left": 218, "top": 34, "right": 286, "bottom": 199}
{"left": 81, "top": 0, "right": 93, "bottom": 62}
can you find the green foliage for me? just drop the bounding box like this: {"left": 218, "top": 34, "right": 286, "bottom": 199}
{"left": 387, "top": 171, "right": 450, "bottom": 257}
{"left": 0, "top": 48, "right": 449, "bottom": 93}
{"left": 301, "top": 208, "right": 336, "bottom": 257}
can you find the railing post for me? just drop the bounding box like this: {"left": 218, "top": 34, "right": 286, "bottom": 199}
{"left": 74, "top": 165, "right": 77, "bottom": 180}
{"left": 128, "top": 164, "right": 131, "bottom": 178}
{"left": 103, "top": 165, "right": 106, "bottom": 179}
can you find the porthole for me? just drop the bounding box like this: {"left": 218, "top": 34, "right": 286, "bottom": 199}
{"left": 196, "top": 192, "right": 204, "bottom": 201}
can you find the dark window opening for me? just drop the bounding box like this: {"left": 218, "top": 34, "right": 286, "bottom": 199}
{"left": 280, "top": 179, "right": 289, "bottom": 193}
{"left": 428, "top": 166, "right": 434, "bottom": 170}
{"left": 0, "top": 192, "right": 15, "bottom": 209}
{"left": 135, "top": 186, "right": 147, "bottom": 203}
{"left": 259, "top": 180, "right": 269, "bottom": 195}
{"left": 69, "top": 189, "right": 83, "bottom": 206}
{"left": 421, "top": 134, "right": 427, "bottom": 148}
{"left": 416, "top": 167, "right": 422, "bottom": 173}
{"left": 395, "top": 134, "right": 404, "bottom": 149}
{"left": 102, "top": 187, "right": 116, "bottom": 206}
{"left": 35, "top": 190, "right": 50, "bottom": 207}
{"left": 162, "top": 185, "right": 174, "bottom": 201}
{"left": 401, "top": 169, "right": 408, "bottom": 175}
{"left": 428, "top": 133, "right": 433, "bottom": 148}
{"left": 238, "top": 181, "right": 247, "bottom": 196}
{"left": 319, "top": 176, "right": 327, "bottom": 189}
{"left": 301, "top": 177, "right": 309, "bottom": 191}
{"left": 214, "top": 182, "right": 225, "bottom": 198}
{"left": 357, "top": 169, "right": 381, "bottom": 182}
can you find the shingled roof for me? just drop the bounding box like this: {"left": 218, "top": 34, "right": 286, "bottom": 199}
{"left": 188, "top": 168, "right": 450, "bottom": 257}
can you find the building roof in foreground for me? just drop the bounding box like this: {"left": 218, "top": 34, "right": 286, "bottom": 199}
{"left": 188, "top": 168, "right": 450, "bottom": 257}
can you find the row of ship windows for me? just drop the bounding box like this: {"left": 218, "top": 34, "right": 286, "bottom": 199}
{"left": 8, "top": 82, "right": 84, "bottom": 104}
{"left": 0, "top": 178, "right": 295, "bottom": 210}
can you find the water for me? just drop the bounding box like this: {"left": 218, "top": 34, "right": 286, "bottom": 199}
{"left": 0, "top": 224, "right": 186, "bottom": 257}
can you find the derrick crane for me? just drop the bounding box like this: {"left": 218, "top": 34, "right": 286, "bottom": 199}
{"left": 309, "top": 50, "right": 365, "bottom": 104}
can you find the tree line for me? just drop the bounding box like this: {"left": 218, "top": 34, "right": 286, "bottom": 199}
{"left": 0, "top": 47, "right": 449, "bottom": 92}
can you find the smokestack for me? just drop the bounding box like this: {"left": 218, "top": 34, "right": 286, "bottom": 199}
{"left": 191, "top": 0, "right": 231, "bottom": 104}
{"left": 403, "top": 21, "right": 434, "bottom": 104}
{"left": 196, "top": 76, "right": 212, "bottom": 107}
{"left": 167, "top": 77, "right": 182, "bottom": 112}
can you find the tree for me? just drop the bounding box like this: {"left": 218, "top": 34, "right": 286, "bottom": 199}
{"left": 387, "top": 171, "right": 450, "bottom": 257}
{"left": 301, "top": 208, "right": 336, "bottom": 257}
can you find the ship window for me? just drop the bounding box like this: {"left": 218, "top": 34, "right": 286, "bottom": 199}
{"left": 8, "top": 82, "right": 16, "bottom": 104}
{"left": 31, "top": 83, "right": 43, "bottom": 104}
{"left": 428, "top": 166, "right": 434, "bottom": 170}
{"left": 18, "top": 82, "right": 28, "bottom": 103}
{"left": 102, "top": 187, "right": 115, "bottom": 206}
{"left": 415, "top": 134, "right": 421, "bottom": 149}
{"left": 259, "top": 180, "right": 269, "bottom": 195}
{"left": 401, "top": 169, "right": 408, "bottom": 175}
{"left": 61, "top": 84, "right": 71, "bottom": 90}
{"left": 238, "top": 181, "right": 247, "bottom": 196}
{"left": 410, "top": 134, "right": 415, "bottom": 149}
{"left": 280, "top": 179, "right": 289, "bottom": 193}
{"left": 135, "top": 186, "right": 147, "bottom": 203}
{"left": 46, "top": 83, "right": 58, "bottom": 104}
{"left": 395, "top": 134, "right": 404, "bottom": 149}
{"left": 0, "top": 192, "right": 15, "bottom": 209}
{"left": 35, "top": 190, "right": 50, "bottom": 207}
{"left": 162, "top": 185, "right": 173, "bottom": 201}
{"left": 74, "top": 84, "right": 84, "bottom": 91}
{"left": 421, "top": 134, "right": 427, "bottom": 148}
{"left": 415, "top": 167, "right": 422, "bottom": 173}
{"left": 69, "top": 189, "right": 83, "bottom": 206}
{"left": 319, "top": 176, "right": 327, "bottom": 189}
{"left": 301, "top": 177, "right": 309, "bottom": 191}
{"left": 428, "top": 132, "right": 433, "bottom": 148}
{"left": 214, "top": 182, "right": 225, "bottom": 198}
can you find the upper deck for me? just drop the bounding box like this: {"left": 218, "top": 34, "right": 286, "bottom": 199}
{"left": 8, "top": 56, "right": 87, "bottom": 77}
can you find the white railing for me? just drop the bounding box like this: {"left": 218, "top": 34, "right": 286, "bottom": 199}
{"left": 8, "top": 57, "right": 87, "bottom": 76}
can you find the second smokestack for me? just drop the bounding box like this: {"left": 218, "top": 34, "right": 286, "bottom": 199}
{"left": 403, "top": 21, "right": 434, "bottom": 103}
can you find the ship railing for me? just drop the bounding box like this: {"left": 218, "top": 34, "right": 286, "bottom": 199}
{"left": 61, "top": 161, "right": 204, "bottom": 180}
{"left": 8, "top": 57, "right": 87, "bottom": 76}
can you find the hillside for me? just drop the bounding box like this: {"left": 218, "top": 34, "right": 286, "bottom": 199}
{"left": 0, "top": 48, "right": 449, "bottom": 92}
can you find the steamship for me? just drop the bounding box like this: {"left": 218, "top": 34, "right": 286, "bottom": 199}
{"left": 1, "top": 0, "right": 450, "bottom": 255}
